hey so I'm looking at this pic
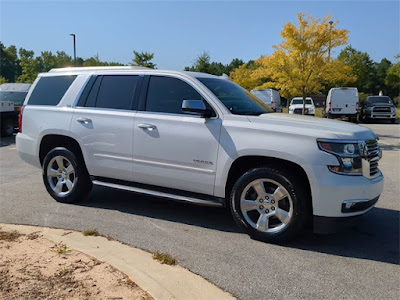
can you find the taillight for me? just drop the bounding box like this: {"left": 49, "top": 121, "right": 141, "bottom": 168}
{"left": 356, "top": 102, "right": 360, "bottom": 111}
{"left": 18, "top": 105, "right": 24, "bottom": 133}
{"left": 328, "top": 101, "right": 331, "bottom": 107}
{"left": 271, "top": 100, "right": 275, "bottom": 109}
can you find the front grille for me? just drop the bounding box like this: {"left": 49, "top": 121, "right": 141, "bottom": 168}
{"left": 373, "top": 106, "right": 391, "bottom": 112}
{"left": 365, "top": 139, "right": 380, "bottom": 176}
{"left": 294, "top": 108, "right": 308, "bottom": 114}
{"left": 294, "top": 108, "right": 302, "bottom": 114}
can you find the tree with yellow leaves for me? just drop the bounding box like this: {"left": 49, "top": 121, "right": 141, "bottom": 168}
{"left": 232, "top": 13, "right": 356, "bottom": 114}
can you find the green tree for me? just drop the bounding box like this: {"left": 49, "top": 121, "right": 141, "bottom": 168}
{"left": 17, "top": 48, "right": 38, "bottom": 83}
{"left": 337, "top": 46, "right": 375, "bottom": 93}
{"left": 385, "top": 55, "right": 400, "bottom": 96}
{"left": 131, "top": 51, "right": 156, "bottom": 68}
{"left": 224, "top": 58, "right": 245, "bottom": 75}
{"left": 373, "top": 58, "right": 396, "bottom": 97}
{"left": 0, "top": 76, "right": 7, "bottom": 84}
{"left": 185, "top": 52, "right": 244, "bottom": 76}
{"left": 83, "top": 54, "right": 107, "bottom": 66}
{"left": 184, "top": 52, "right": 213, "bottom": 73}
{"left": 83, "top": 54, "right": 124, "bottom": 66}
{"left": 0, "top": 43, "right": 21, "bottom": 82}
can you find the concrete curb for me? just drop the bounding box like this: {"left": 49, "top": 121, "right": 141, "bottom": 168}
{"left": 0, "top": 223, "right": 235, "bottom": 300}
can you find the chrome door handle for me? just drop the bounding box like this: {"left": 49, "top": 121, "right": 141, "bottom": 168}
{"left": 138, "top": 123, "right": 157, "bottom": 131}
{"left": 77, "top": 117, "right": 92, "bottom": 124}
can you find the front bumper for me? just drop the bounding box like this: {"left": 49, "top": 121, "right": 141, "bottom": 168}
{"left": 306, "top": 164, "right": 384, "bottom": 218}
{"left": 367, "top": 112, "right": 396, "bottom": 119}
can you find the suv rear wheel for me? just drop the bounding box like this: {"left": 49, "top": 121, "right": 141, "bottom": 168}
{"left": 42, "top": 147, "right": 92, "bottom": 203}
{"left": 230, "top": 167, "right": 310, "bottom": 243}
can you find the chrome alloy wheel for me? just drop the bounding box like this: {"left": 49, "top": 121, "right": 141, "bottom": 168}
{"left": 46, "top": 156, "right": 76, "bottom": 196}
{"left": 240, "top": 179, "right": 293, "bottom": 233}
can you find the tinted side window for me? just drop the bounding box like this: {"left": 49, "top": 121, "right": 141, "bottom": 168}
{"left": 84, "top": 76, "right": 102, "bottom": 107}
{"left": 146, "top": 76, "right": 202, "bottom": 114}
{"left": 95, "top": 76, "right": 138, "bottom": 110}
{"left": 28, "top": 76, "right": 77, "bottom": 105}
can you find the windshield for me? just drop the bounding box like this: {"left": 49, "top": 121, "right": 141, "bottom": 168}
{"left": 197, "top": 78, "right": 273, "bottom": 115}
{"left": 0, "top": 91, "right": 27, "bottom": 105}
{"left": 366, "top": 96, "right": 392, "bottom": 104}
{"left": 291, "top": 99, "right": 312, "bottom": 105}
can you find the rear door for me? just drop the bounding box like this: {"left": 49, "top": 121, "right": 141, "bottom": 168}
{"left": 331, "top": 89, "right": 357, "bottom": 115}
{"left": 71, "top": 75, "right": 142, "bottom": 181}
{"left": 132, "top": 75, "right": 222, "bottom": 195}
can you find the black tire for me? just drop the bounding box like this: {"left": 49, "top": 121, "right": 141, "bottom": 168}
{"left": 1, "top": 117, "right": 14, "bottom": 137}
{"left": 42, "top": 147, "right": 92, "bottom": 203}
{"left": 350, "top": 116, "right": 358, "bottom": 123}
{"left": 229, "top": 167, "right": 311, "bottom": 243}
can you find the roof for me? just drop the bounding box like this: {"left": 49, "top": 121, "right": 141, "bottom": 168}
{"left": 0, "top": 83, "right": 32, "bottom": 92}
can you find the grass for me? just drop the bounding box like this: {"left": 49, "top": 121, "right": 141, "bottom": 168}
{"left": 52, "top": 245, "right": 71, "bottom": 255}
{"left": 82, "top": 229, "right": 99, "bottom": 236}
{"left": 152, "top": 251, "right": 177, "bottom": 265}
{"left": 58, "top": 267, "right": 70, "bottom": 276}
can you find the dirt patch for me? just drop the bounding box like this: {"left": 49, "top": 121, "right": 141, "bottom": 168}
{"left": 0, "top": 229, "right": 153, "bottom": 300}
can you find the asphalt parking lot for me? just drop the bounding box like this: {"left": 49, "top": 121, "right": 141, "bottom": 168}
{"left": 0, "top": 122, "right": 399, "bottom": 299}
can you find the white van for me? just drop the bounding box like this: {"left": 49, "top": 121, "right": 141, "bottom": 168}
{"left": 325, "top": 87, "right": 359, "bottom": 122}
{"left": 250, "top": 89, "right": 281, "bottom": 111}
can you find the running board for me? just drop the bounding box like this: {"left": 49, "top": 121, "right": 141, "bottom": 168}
{"left": 92, "top": 180, "right": 224, "bottom": 207}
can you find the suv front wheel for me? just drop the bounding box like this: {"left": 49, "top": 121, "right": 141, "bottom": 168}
{"left": 230, "top": 167, "right": 310, "bottom": 243}
{"left": 42, "top": 147, "right": 92, "bottom": 203}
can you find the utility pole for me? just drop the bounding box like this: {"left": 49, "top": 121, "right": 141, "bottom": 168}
{"left": 69, "top": 33, "right": 76, "bottom": 66}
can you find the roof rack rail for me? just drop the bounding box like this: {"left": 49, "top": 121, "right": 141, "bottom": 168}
{"left": 49, "top": 66, "right": 149, "bottom": 72}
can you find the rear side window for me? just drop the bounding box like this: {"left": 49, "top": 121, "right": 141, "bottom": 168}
{"left": 28, "top": 76, "right": 77, "bottom": 105}
{"left": 146, "top": 76, "right": 202, "bottom": 114}
{"left": 85, "top": 75, "right": 138, "bottom": 110}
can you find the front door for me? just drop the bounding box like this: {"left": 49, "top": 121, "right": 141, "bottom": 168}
{"left": 132, "top": 75, "right": 221, "bottom": 195}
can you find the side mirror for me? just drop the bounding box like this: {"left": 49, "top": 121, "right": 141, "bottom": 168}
{"left": 182, "top": 100, "right": 213, "bottom": 118}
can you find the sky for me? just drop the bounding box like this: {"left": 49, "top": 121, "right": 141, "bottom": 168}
{"left": 0, "top": 0, "right": 399, "bottom": 70}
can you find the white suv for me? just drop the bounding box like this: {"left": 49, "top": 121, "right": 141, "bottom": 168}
{"left": 17, "top": 67, "right": 384, "bottom": 243}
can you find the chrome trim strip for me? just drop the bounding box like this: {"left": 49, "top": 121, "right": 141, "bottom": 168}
{"left": 132, "top": 157, "right": 215, "bottom": 174}
{"left": 343, "top": 199, "right": 371, "bottom": 204}
{"left": 93, "top": 154, "right": 132, "bottom": 162}
{"left": 92, "top": 180, "right": 223, "bottom": 207}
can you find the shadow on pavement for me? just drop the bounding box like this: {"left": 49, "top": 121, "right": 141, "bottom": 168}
{"left": 80, "top": 186, "right": 239, "bottom": 233}
{"left": 80, "top": 186, "right": 399, "bottom": 265}
{"left": 289, "top": 207, "right": 399, "bottom": 265}
{"left": 0, "top": 135, "right": 16, "bottom": 147}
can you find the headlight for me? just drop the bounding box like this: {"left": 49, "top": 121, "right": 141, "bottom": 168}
{"left": 309, "top": 107, "right": 315, "bottom": 112}
{"left": 289, "top": 107, "right": 294, "bottom": 111}
{"left": 317, "top": 140, "right": 363, "bottom": 175}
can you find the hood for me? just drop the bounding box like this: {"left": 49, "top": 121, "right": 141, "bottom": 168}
{"left": 367, "top": 102, "right": 395, "bottom": 107}
{"left": 245, "top": 113, "right": 376, "bottom": 140}
{"left": 290, "top": 104, "right": 314, "bottom": 108}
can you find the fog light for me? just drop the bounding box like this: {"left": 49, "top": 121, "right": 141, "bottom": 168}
{"left": 345, "top": 202, "right": 356, "bottom": 210}
{"left": 342, "top": 159, "right": 353, "bottom": 169}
